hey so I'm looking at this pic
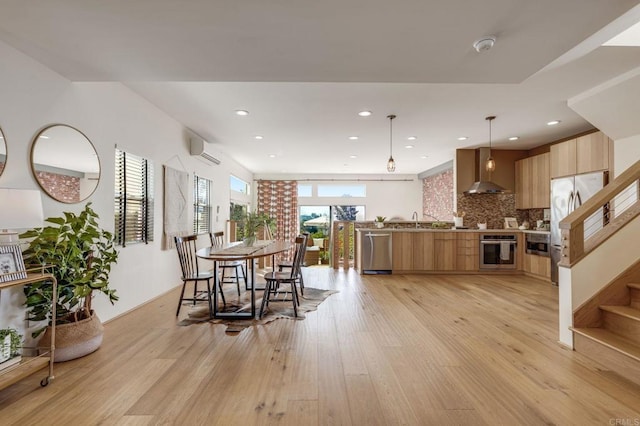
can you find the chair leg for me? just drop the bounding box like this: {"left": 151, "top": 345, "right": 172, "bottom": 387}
{"left": 176, "top": 281, "right": 188, "bottom": 316}
{"left": 298, "top": 272, "right": 305, "bottom": 295}
{"left": 234, "top": 265, "right": 241, "bottom": 296}
{"left": 259, "top": 280, "right": 272, "bottom": 318}
{"left": 217, "top": 280, "right": 226, "bottom": 307}
{"left": 291, "top": 282, "right": 298, "bottom": 317}
{"left": 206, "top": 279, "right": 213, "bottom": 318}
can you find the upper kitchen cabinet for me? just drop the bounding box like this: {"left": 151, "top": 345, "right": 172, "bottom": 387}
{"left": 516, "top": 152, "right": 550, "bottom": 209}
{"left": 550, "top": 131, "right": 611, "bottom": 178}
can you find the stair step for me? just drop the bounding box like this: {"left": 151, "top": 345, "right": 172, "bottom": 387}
{"left": 628, "top": 282, "right": 640, "bottom": 290}
{"left": 571, "top": 327, "right": 640, "bottom": 362}
{"left": 600, "top": 305, "right": 640, "bottom": 322}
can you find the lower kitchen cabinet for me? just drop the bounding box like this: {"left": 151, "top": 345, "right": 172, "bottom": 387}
{"left": 523, "top": 253, "right": 551, "bottom": 280}
{"left": 456, "top": 232, "right": 479, "bottom": 271}
{"left": 434, "top": 232, "right": 456, "bottom": 271}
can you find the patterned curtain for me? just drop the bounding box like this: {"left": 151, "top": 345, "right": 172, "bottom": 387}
{"left": 256, "top": 180, "right": 298, "bottom": 260}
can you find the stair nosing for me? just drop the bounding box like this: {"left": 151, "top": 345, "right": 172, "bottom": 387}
{"left": 599, "top": 305, "right": 640, "bottom": 322}
{"left": 571, "top": 327, "right": 640, "bottom": 362}
{"left": 628, "top": 282, "right": 640, "bottom": 290}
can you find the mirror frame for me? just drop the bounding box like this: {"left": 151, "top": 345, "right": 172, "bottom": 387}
{"left": 30, "top": 124, "right": 101, "bottom": 204}
{"left": 0, "top": 126, "right": 6, "bottom": 179}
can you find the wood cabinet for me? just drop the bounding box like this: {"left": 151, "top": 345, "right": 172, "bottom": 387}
{"left": 523, "top": 253, "right": 551, "bottom": 280}
{"left": 413, "top": 232, "right": 435, "bottom": 271}
{"left": 434, "top": 232, "right": 456, "bottom": 271}
{"left": 515, "top": 152, "right": 550, "bottom": 209}
{"left": 456, "top": 232, "right": 479, "bottom": 271}
{"left": 392, "top": 232, "right": 414, "bottom": 271}
{"left": 550, "top": 131, "right": 611, "bottom": 178}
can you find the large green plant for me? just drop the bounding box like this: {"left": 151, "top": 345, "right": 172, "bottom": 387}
{"left": 20, "top": 203, "right": 119, "bottom": 336}
{"left": 241, "top": 211, "right": 275, "bottom": 239}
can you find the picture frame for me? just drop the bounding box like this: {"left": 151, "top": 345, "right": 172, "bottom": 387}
{"left": 0, "top": 244, "right": 27, "bottom": 283}
{"left": 504, "top": 217, "right": 518, "bottom": 229}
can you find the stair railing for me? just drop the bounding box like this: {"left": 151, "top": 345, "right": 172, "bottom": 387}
{"left": 559, "top": 160, "right": 640, "bottom": 267}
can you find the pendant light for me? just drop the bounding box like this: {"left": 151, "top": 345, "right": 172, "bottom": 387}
{"left": 485, "top": 115, "right": 496, "bottom": 173}
{"left": 386, "top": 114, "right": 396, "bottom": 172}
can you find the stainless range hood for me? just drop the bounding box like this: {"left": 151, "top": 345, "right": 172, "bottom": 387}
{"left": 464, "top": 147, "right": 508, "bottom": 194}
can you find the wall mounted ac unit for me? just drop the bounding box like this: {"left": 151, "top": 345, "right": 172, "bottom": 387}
{"left": 190, "top": 136, "right": 221, "bottom": 165}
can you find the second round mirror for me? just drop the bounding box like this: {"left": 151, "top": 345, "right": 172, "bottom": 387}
{"left": 30, "top": 124, "right": 100, "bottom": 203}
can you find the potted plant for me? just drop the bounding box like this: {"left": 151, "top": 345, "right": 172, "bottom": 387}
{"left": 19, "top": 203, "right": 118, "bottom": 362}
{"left": 0, "top": 328, "right": 22, "bottom": 371}
{"left": 241, "top": 212, "right": 275, "bottom": 246}
{"left": 374, "top": 216, "right": 386, "bottom": 228}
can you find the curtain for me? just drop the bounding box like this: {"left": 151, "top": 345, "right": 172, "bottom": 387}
{"left": 256, "top": 180, "right": 298, "bottom": 260}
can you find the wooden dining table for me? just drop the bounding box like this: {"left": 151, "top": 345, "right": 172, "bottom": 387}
{"left": 196, "top": 240, "right": 292, "bottom": 319}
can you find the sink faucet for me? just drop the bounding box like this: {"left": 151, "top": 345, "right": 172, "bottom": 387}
{"left": 411, "top": 211, "right": 419, "bottom": 228}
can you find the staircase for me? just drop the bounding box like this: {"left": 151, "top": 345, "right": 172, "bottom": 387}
{"left": 572, "top": 284, "right": 640, "bottom": 385}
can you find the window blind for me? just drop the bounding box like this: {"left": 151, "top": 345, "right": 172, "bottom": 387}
{"left": 193, "top": 175, "right": 211, "bottom": 234}
{"left": 114, "top": 149, "right": 154, "bottom": 246}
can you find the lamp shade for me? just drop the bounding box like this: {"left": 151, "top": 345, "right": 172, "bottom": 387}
{"left": 0, "top": 188, "right": 44, "bottom": 231}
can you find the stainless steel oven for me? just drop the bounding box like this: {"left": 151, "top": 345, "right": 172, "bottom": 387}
{"left": 525, "top": 232, "right": 550, "bottom": 257}
{"left": 479, "top": 234, "right": 517, "bottom": 269}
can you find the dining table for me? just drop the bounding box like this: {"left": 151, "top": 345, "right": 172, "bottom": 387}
{"left": 196, "top": 240, "right": 292, "bottom": 319}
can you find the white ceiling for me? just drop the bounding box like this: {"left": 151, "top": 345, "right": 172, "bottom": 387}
{"left": 2, "top": 0, "right": 640, "bottom": 175}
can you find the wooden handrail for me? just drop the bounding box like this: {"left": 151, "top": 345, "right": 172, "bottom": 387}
{"left": 559, "top": 160, "right": 640, "bottom": 267}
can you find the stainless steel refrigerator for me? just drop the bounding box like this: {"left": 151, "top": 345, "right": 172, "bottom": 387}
{"left": 550, "top": 171, "right": 608, "bottom": 284}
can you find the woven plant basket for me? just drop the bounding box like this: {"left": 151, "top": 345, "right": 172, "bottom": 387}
{"left": 39, "top": 310, "right": 104, "bottom": 362}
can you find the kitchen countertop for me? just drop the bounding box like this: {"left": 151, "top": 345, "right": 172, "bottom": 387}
{"left": 520, "top": 229, "right": 551, "bottom": 234}
{"left": 356, "top": 228, "right": 525, "bottom": 233}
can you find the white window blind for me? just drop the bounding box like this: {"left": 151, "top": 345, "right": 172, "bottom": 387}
{"left": 114, "top": 148, "right": 154, "bottom": 246}
{"left": 193, "top": 175, "right": 212, "bottom": 234}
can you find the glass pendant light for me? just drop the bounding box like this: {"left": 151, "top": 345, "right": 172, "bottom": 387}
{"left": 485, "top": 115, "right": 496, "bottom": 173}
{"left": 387, "top": 114, "right": 396, "bottom": 172}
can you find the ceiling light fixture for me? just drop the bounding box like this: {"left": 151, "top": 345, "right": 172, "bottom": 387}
{"left": 457, "top": 136, "right": 468, "bottom": 141}
{"left": 349, "top": 136, "right": 359, "bottom": 140}
{"left": 508, "top": 136, "right": 519, "bottom": 141}
{"left": 254, "top": 135, "right": 263, "bottom": 140}
{"left": 473, "top": 36, "right": 496, "bottom": 52}
{"left": 485, "top": 115, "right": 496, "bottom": 173}
{"left": 387, "top": 114, "right": 396, "bottom": 172}
{"left": 547, "top": 120, "right": 561, "bottom": 126}
{"left": 405, "top": 145, "right": 414, "bottom": 149}
{"left": 235, "top": 110, "right": 249, "bottom": 116}
{"left": 358, "top": 110, "right": 372, "bottom": 117}
{"left": 407, "top": 136, "right": 417, "bottom": 141}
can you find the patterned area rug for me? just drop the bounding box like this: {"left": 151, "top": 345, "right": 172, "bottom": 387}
{"left": 177, "top": 287, "right": 338, "bottom": 333}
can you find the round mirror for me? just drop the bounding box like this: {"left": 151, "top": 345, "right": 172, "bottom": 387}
{"left": 30, "top": 124, "right": 100, "bottom": 203}
{"left": 0, "top": 126, "right": 6, "bottom": 178}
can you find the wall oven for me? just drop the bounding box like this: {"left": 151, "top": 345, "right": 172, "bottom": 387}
{"left": 479, "top": 234, "right": 517, "bottom": 269}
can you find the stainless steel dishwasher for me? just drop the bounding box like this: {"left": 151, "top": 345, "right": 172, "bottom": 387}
{"left": 362, "top": 231, "right": 392, "bottom": 274}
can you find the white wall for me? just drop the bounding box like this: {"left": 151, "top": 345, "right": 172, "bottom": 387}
{"left": 0, "top": 40, "right": 253, "bottom": 336}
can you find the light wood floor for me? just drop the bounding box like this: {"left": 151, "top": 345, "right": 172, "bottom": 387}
{"left": 2, "top": 268, "right": 640, "bottom": 425}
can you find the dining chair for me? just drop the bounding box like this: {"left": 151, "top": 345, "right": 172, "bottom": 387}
{"left": 277, "top": 232, "right": 308, "bottom": 295}
{"left": 209, "top": 231, "right": 247, "bottom": 295}
{"left": 174, "top": 235, "right": 225, "bottom": 317}
{"left": 259, "top": 236, "right": 305, "bottom": 318}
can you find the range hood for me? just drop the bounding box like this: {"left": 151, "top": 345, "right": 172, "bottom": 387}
{"left": 464, "top": 147, "right": 508, "bottom": 194}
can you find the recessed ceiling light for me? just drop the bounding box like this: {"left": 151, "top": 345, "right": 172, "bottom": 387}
{"left": 407, "top": 136, "right": 417, "bottom": 141}
{"left": 405, "top": 145, "right": 414, "bottom": 149}
{"left": 349, "top": 155, "right": 357, "bottom": 159}
{"left": 235, "top": 110, "right": 249, "bottom": 116}
{"left": 457, "top": 136, "right": 468, "bottom": 141}
{"left": 268, "top": 154, "right": 276, "bottom": 158}
{"left": 420, "top": 155, "right": 428, "bottom": 159}
{"left": 358, "top": 110, "right": 372, "bottom": 117}
{"left": 254, "top": 135, "right": 263, "bottom": 140}
{"left": 508, "top": 136, "right": 519, "bottom": 141}
{"left": 547, "top": 120, "right": 561, "bottom": 126}
{"left": 348, "top": 136, "right": 359, "bottom": 140}
{"left": 39, "top": 135, "right": 50, "bottom": 139}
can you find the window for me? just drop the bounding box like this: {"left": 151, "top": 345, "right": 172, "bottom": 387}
{"left": 114, "top": 148, "right": 154, "bottom": 246}
{"left": 317, "top": 184, "right": 366, "bottom": 197}
{"left": 297, "top": 184, "right": 312, "bottom": 197}
{"left": 193, "top": 175, "right": 212, "bottom": 234}
{"left": 230, "top": 175, "right": 250, "bottom": 194}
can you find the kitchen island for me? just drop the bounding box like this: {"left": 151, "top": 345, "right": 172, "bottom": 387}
{"left": 355, "top": 227, "right": 551, "bottom": 281}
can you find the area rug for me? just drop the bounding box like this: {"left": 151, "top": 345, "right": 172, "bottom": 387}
{"left": 177, "top": 287, "right": 338, "bottom": 333}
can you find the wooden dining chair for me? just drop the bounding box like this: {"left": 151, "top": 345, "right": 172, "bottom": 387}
{"left": 209, "top": 231, "right": 247, "bottom": 295}
{"left": 174, "top": 235, "right": 225, "bottom": 316}
{"left": 277, "top": 232, "right": 308, "bottom": 295}
{"left": 259, "top": 236, "right": 305, "bottom": 318}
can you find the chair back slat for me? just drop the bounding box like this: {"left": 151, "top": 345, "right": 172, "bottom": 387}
{"left": 210, "top": 231, "right": 225, "bottom": 247}
{"left": 287, "top": 236, "right": 306, "bottom": 279}
{"left": 174, "top": 235, "right": 201, "bottom": 278}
